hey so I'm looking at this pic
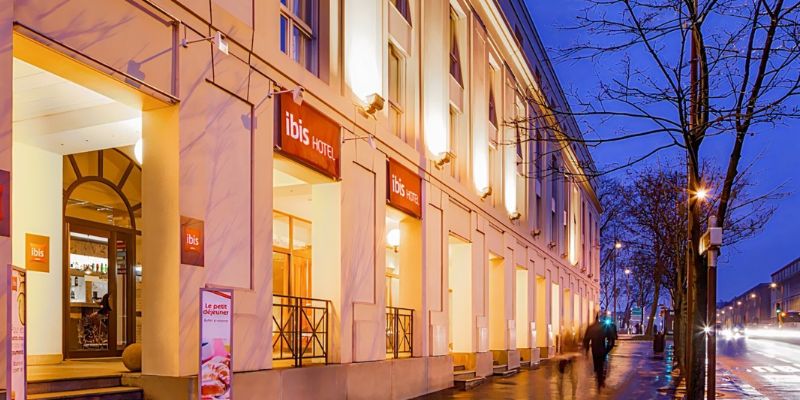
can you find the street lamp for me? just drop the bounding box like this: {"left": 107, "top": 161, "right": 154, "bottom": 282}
{"left": 624, "top": 268, "right": 632, "bottom": 333}
{"left": 770, "top": 282, "right": 778, "bottom": 289}
{"left": 615, "top": 241, "right": 623, "bottom": 249}
{"left": 694, "top": 187, "right": 709, "bottom": 201}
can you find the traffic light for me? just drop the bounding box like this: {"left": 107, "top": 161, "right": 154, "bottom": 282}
{"left": 776, "top": 302, "right": 782, "bottom": 315}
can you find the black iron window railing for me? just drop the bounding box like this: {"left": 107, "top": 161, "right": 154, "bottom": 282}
{"left": 386, "top": 307, "right": 413, "bottom": 359}
{"left": 273, "top": 295, "right": 330, "bottom": 367}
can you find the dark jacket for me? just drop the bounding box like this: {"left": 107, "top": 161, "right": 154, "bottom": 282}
{"left": 583, "top": 321, "right": 611, "bottom": 357}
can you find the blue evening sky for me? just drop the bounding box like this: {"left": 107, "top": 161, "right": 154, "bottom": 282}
{"left": 525, "top": 0, "right": 800, "bottom": 301}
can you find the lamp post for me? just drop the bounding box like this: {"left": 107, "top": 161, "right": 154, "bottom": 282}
{"left": 700, "top": 216, "right": 723, "bottom": 400}
{"left": 613, "top": 240, "right": 622, "bottom": 328}
{"left": 624, "top": 268, "right": 631, "bottom": 334}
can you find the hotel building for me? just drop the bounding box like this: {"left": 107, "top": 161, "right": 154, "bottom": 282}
{"left": 0, "top": 0, "right": 601, "bottom": 398}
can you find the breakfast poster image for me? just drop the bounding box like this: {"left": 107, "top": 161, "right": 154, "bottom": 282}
{"left": 199, "top": 288, "right": 233, "bottom": 400}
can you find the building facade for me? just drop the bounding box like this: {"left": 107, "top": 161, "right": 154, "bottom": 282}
{"left": 718, "top": 283, "right": 772, "bottom": 329}
{"left": 771, "top": 257, "right": 800, "bottom": 320}
{"left": 0, "top": 0, "right": 601, "bottom": 398}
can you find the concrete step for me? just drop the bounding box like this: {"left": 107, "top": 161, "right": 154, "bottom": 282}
{"left": 492, "top": 364, "right": 508, "bottom": 372}
{"left": 28, "top": 386, "right": 143, "bottom": 400}
{"left": 454, "top": 376, "right": 486, "bottom": 391}
{"left": 453, "top": 364, "right": 466, "bottom": 372}
{"left": 519, "top": 360, "right": 531, "bottom": 368}
{"left": 453, "top": 369, "right": 476, "bottom": 380}
{"left": 493, "top": 368, "right": 519, "bottom": 377}
{"left": 28, "top": 376, "right": 122, "bottom": 395}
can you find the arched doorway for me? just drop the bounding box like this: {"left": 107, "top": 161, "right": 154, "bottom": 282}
{"left": 63, "top": 149, "right": 141, "bottom": 359}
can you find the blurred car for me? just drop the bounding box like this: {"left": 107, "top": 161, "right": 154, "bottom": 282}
{"left": 721, "top": 324, "right": 747, "bottom": 341}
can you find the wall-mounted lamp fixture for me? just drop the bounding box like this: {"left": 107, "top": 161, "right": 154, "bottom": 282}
{"left": 264, "top": 86, "right": 305, "bottom": 106}
{"left": 509, "top": 212, "right": 521, "bottom": 221}
{"left": 386, "top": 228, "right": 400, "bottom": 253}
{"left": 342, "top": 134, "right": 377, "bottom": 150}
{"left": 548, "top": 241, "right": 557, "bottom": 249}
{"left": 560, "top": 252, "right": 567, "bottom": 259}
{"left": 181, "top": 31, "right": 228, "bottom": 55}
{"left": 360, "top": 93, "right": 385, "bottom": 115}
{"left": 531, "top": 229, "right": 541, "bottom": 238}
{"left": 434, "top": 152, "right": 455, "bottom": 169}
{"left": 480, "top": 187, "right": 492, "bottom": 199}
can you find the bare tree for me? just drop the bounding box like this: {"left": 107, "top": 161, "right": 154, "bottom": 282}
{"left": 506, "top": 0, "right": 800, "bottom": 396}
{"left": 607, "top": 160, "right": 784, "bottom": 371}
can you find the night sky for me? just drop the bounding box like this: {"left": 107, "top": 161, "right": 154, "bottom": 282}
{"left": 525, "top": 0, "right": 800, "bottom": 301}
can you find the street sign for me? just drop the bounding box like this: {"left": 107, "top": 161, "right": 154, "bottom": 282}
{"left": 632, "top": 307, "right": 643, "bottom": 317}
{"left": 699, "top": 226, "right": 722, "bottom": 255}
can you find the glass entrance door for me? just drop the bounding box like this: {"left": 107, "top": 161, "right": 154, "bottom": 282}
{"left": 65, "top": 222, "right": 133, "bottom": 358}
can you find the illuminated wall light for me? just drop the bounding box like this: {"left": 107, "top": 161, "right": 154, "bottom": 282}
{"left": 473, "top": 89, "right": 490, "bottom": 196}
{"left": 134, "top": 138, "right": 143, "bottom": 164}
{"left": 568, "top": 203, "right": 576, "bottom": 265}
{"left": 426, "top": 117, "right": 448, "bottom": 160}
{"left": 386, "top": 228, "right": 401, "bottom": 249}
{"left": 344, "top": 1, "right": 382, "bottom": 106}
{"left": 503, "top": 144, "right": 517, "bottom": 215}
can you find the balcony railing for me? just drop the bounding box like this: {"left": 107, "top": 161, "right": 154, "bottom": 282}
{"left": 386, "top": 306, "right": 413, "bottom": 359}
{"left": 273, "top": 295, "right": 330, "bottom": 367}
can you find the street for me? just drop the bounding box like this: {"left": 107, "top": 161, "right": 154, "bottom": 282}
{"left": 717, "top": 334, "right": 800, "bottom": 399}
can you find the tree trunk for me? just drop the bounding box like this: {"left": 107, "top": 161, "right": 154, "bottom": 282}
{"left": 646, "top": 277, "right": 661, "bottom": 336}
{"left": 687, "top": 157, "right": 708, "bottom": 399}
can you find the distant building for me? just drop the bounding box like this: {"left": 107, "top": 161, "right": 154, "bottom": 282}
{"left": 771, "top": 257, "right": 800, "bottom": 319}
{"left": 718, "top": 283, "right": 772, "bottom": 328}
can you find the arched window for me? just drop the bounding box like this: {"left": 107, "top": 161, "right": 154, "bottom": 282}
{"left": 63, "top": 149, "right": 141, "bottom": 231}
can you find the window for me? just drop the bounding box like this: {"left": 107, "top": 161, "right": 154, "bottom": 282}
{"left": 390, "top": 0, "right": 411, "bottom": 24}
{"left": 449, "top": 7, "right": 463, "bottom": 86}
{"left": 388, "top": 43, "right": 405, "bottom": 141}
{"left": 279, "top": 0, "right": 319, "bottom": 75}
{"left": 488, "top": 88, "right": 498, "bottom": 129}
{"left": 550, "top": 156, "right": 559, "bottom": 245}
{"left": 488, "top": 66, "right": 499, "bottom": 147}
{"left": 449, "top": 107, "right": 460, "bottom": 180}
{"left": 535, "top": 129, "right": 544, "bottom": 182}
{"left": 272, "top": 211, "right": 312, "bottom": 298}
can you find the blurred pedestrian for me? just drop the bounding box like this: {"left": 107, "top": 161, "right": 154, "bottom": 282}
{"left": 583, "top": 314, "right": 613, "bottom": 389}
{"left": 555, "top": 353, "right": 578, "bottom": 400}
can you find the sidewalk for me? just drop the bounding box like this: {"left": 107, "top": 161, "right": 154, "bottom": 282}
{"left": 419, "top": 340, "right": 676, "bottom": 399}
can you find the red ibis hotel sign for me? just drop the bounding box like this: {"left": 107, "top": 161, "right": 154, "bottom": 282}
{"left": 181, "top": 216, "right": 205, "bottom": 267}
{"left": 275, "top": 93, "right": 341, "bottom": 179}
{"left": 387, "top": 158, "right": 422, "bottom": 218}
{"left": 0, "top": 169, "right": 9, "bottom": 237}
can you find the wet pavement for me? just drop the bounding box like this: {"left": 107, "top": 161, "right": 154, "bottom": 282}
{"left": 716, "top": 334, "right": 800, "bottom": 399}
{"left": 419, "top": 340, "right": 676, "bottom": 399}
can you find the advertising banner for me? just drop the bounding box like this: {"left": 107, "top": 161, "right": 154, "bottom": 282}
{"left": 386, "top": 158, "right": 422, "bottom": 218}
{"left": 199, "top": 288, "right": 233, "bottom": 400}
{"left": 6, "top": 266, "right": 26, "bottom": 400}
{"left": 0, "top": 170, "right": 9, "bottom": 237}
{"left": 275, "top": 92, "right": 341, "bottom": 179}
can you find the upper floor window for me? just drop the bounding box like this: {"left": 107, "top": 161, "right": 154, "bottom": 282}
{"left": 449, "top": 107, "right": 462, "bottom": 181}
{"left": 488, "top": 88, "right": 498, "bottom": 129}
{"left": 390, "top": 0, "right": 411, "bottom": 24}
{"left": 280, "top": 0, "right": 319, "bottom": 75}
{"left": 449, "top": 7, "right": 463, "bottom": 86}
{"left": 388, "top": 43, "right": 406, "bottom": 142}
{"left": 535, "top": 129, "right": 544, "bottom": 183}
